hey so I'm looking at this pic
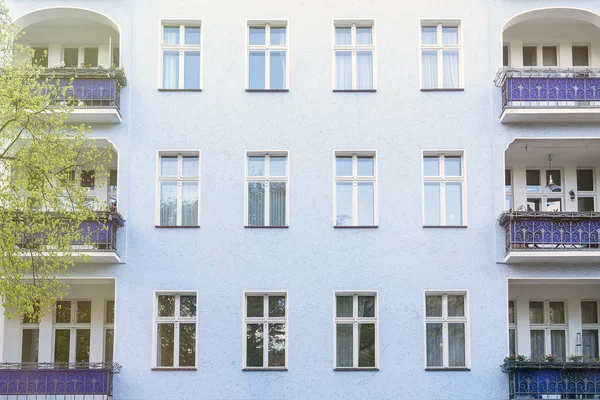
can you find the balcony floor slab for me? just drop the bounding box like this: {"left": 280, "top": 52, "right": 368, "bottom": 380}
{"left": 504, "top": 250, "right": 600, "bottom": 264}
{"left": 501, "top": 107, "right": 600, "bottom": 123}
{"left": 66, "top": 108, "right": 122, "bottom": 124}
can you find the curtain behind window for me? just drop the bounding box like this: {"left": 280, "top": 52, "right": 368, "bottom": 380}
{"left": 356, "top": 52, "right": 373, "bottom": 90}
{"left": 335, "top": 52, "right": 352, "bottom": 90}
{"left": 422, "top": 51, "right": 438, "bottom": 89}
{"left": 163, "top": 51, "right": 179, "bottom": 89}
{"left": 443, "top": 51, "right": 459, "bottom": 88}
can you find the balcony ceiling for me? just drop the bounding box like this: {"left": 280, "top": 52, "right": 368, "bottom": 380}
{"left": 506, "top": 138, "right": 600, "bottom": 164}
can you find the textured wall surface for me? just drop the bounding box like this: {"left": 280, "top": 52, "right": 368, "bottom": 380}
{"left": 4, "top": 0, "right": 600, "bottom": 398}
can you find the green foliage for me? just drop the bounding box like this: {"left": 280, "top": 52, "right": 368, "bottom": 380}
{"left": 0, "top": 0, "right": 110, "bottom": 322}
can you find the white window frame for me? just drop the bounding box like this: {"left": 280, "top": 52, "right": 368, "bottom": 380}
{"left": 572, "top": 44, "right": 591, "bottom": 68}
{"left": 333, "top": 150, "right": 378, "bottom": 227}
{"left": 332, "top": 19, "right": 377, "bottom": 91}
{"left": 581, "top": 300, "right": 600, "bottom": 360}
{"left": 151, "top": 291, "right": 198, "bottom": 369}
{"left": 423, "top": 290, "right": 470, "bottom": 370}
{"left": 505, "top": 168, "right": 513, "bottom": 211}
{"left": 333, "top": 290, "right": 379, "bottom": 370}
{"left": 62, "top": 46, "right": 100, "bottom": 67}
{"left": 577, "top": 168, "right": 596, "bottom": 212}
{"left": 52, "top": 300, "right": 92, "bottom": 364}
{"left": 525, "top": 167, "right": 564, "bottom": 212}
{"left": 422, "top": 150, "right": 466, "bottom": 227}
{"left": 104, "top": 300, "right": 114, "bottom": 363}
{"left": 244, "top": 151, "right": 290, "bottom": 227}
{"left": 419, "top": 20, "right": 463, "bottom": 89}
{"left": 508, "top": 299, "right": 517, "bottom": 356}
{"left": 242, "top": 291, "right": 288, "bottom": 370}
{"left": 503, "top": 43, "right": 511, "bottom": 68}
{"left": 522, "top": 45, "right": 559, "bottom": 68}
{"left": 245, "top": 20, "right": 289, "bottom": 90}
{"left": 529, "top": 300, "right": 568, "bottom": 360}
{"left": 158, "top": 20, "right": 203, "bottom": 90}
{"left": 155, "top": 150, "right": 201, "bottom": 226}
{"left": 20, "top": 309, "right": 40, "bottom": 363}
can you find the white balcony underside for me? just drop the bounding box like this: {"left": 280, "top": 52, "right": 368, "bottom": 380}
{"left": 501, "top": 108, "right": 600, "bottom": 123}
{"left": 504, "top": 250, "right": 600, "bottom": 264}
{"left": 66, "top": 108, "right": 122, "bottom": 124}
{"left": 17, "top": 251, "right": 121, "bottom": 264}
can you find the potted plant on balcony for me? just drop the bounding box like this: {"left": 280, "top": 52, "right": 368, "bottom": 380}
{"left": 545, "top": 354, "right": 556, "bottom": 363}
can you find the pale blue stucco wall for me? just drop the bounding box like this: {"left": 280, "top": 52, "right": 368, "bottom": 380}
{"left": 6, "top": 0, "right": 600, "bottom": 398}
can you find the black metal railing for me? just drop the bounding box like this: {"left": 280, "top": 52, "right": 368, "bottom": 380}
{"left": 0, "top": 362, "right": 120, "bottom": 398}
{"left": 503, "top": 361, "right": 600, "bottom": 399}
{"left": 499, "top": 211, "right": 600, "bottom": 255}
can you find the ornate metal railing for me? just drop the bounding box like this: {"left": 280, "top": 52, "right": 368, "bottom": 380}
{"left": 503, "top": 361, "right": 600, "bottom": 399}
{"left": 0, "top": 362, "right": 120, "bottom": 398}
{"left": 499, "top": 211, "right": 600, "bottom": 255}
{"left": 494, "top": 68, "right": 600, "bottom": 112}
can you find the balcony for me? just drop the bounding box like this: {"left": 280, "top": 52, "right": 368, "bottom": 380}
{"left": 503, "top": 361, "right": 600, "bottom": 399}
{"left": 0, "top": 362, "right": 120, "bottom": 399}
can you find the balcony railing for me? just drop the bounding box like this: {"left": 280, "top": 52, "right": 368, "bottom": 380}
{"left": 499, "top": 211, "right": 600, "bottom": 256}
{"left": 0, "top": 362, "right": 120, "bottom": 398}
{"left": 503, "top": 361, "right": 600, "bottom": 399}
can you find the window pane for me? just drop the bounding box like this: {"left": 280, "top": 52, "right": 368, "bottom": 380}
{"left": 106, "top": 301, "right": 115, "bottom": 324}
{"left": 32, "top": 47, "right": 48, "bottom": 68}
{"left": 503, "top": 45, "right": 509, "bottom": 67}
{"left": 179, "top": 324, "right": 196, "bottom": 367}
{"left": 247, "top": 182, "right": 265, "bottom": 226}
{"left": 181, "top": 156, "right": 198, "bottom": 177}
{"left": 270, "top": 51, "right": 286, "bottom": 90}
{"left": 546, "top": 198, "right": 562, "bottom": 212}
{"left": 54, "top": 329, "right": 70, "bottom": 363}
{"left": 448, "top": 295, "right": 464, "bottom": 317}
{"left": 582, "top": 301, "right": 598, "bottom": 324}
{"left": 246, "top": 323, "right": 264, "bottom": 367}
{"left": 551, "top": 330, "right": 566, "bottom": 361}
{"left": 157, "top": 323, "right": 174, "bottom": 367}
{"left": 184, "top": 51, "right": 200, "bottom": 89}
{"left": 356, "top": 27, "right": 372, "bottom": 45}
{"left": 526, "top": 170, "right": 541, "bottom": 193}
{"left": 270, "top": 27, "right": 286, "bottom": 45}
{"left": 185, "top": 27, "right": 201, "bottom": 45}
{"left": 445, "top": 182, "right": 463, "bottom": 226}
{"left": 448, "top": 323, "right": 466, "bottom": 367}
{"left": 163, "top": 51, "right": 179, "bottom": 89}
{"left": 182, "top": 182, "right": 198, "bottom": 226}
{"left": 527, "top": 198, "right": 541, "bottom": 212}
{"left": 248, "top": 156, "right": 265, "bottom": 176}
{"left": 530, "top": 330, "right": 545, "bottom": 361}
{"left": 549, "top": 302, "right": 565, "bottom": 324}
{"left": 546, "top": 170, "right": 561, "bottom": 192}
{"left": 426, "top": 296, "right": 442, "bottom": 317}
{"left": 358, "top": 323, "right": 376, "bottom": 367}
{"left": 64, "top": 48, "right": 78, "bottom": 67}
{"left": 445, "top": 157, "right": 462, "bottom": 176}
{"left": 357, "top": 182, "right": 374, "bottom": 226}
{"left": 335, "top": 51, "right": 352, "bottom": 90}
{"left": 578, "top": 169, "right": 594, "bottom": 191}
{"left": 180, "top": 295, "right": 197, "bottom": 317}
{"left": 442, "top": 27, "right": 458, "bottom": 45}
{"left": 583, "top": 330, "right": 599, "bottom": 360}
{"left": 336, "top": 296, "right": 353, "bottom": 318}
{"left": 506, "top": 195, "right": 513, "bottom": 211}
{"left": 421, "top": 27, "right": 437, "bottom": 45}
{"left": 505, "top": 170, "right": 512, "bottom": 192}
{"left": 335, "top": 27, "right": 351, "bottom": 45}
{"left": 247, "top": 296, "right": 263, "bottom": 318}
{"left": 268, "top": 323, "right": 286, "bottom": 367}
{"left": 56, "top": 301, "right": 71, "bottom": 323}
{"left": 336, "top": 324, "right": 353, "bottom": 367}
{"left": 249, "top": 27, "right": 265, "bottom": 45}
{"left": 84, "top": 48, "right": 98, "bottom": 67}
{"left": 248, "top": 51, "right": 266, "bottom": 89}
{"left": 357, "top": 157, "right": 374, "bottom": 176}
{"left": 508, "top": 300, "right": 515, "bottom": 324}
{"left": 160, "top": 182, "right": 177, "bottom": 226}
{"left": 542, "top": 46, "right": 557, "bottom": 67}
{"left": 529, "top": 301, "right": 544, "bottom": 324}
{"left": 270, "top": 182, "right": 286, "bottom": 227}
{"left": 158, "top": 295, "right": 175, "bottom": 317}
{"left": 75, "top": 329, "right": 90, "bottom": 363}
{"left": 270, "top": 157, "right": 286, "bottom": 176}
{"left": 269, "top": 296, "right": 285, "bottom": 317}
{"left": 523, "top": 46, "right": 537, "bottom": 67}
{"left": 443, "top": 50, "right": 459, "bottom": 88}
{"left": 336, "top": 182, "right": 353, "bottom": 226}
{"left": 424, "top": 156, "right": 440, "bottom": 176}
{"left": 105, "top": 329, "right": 114, "bottom": 363}
{"left": 21, "top": 329, "right": 39, "bottom": 363}
{"left": 426, "top": 323, "right": 443, "bottom": 367}
{"left": 163, "top": 26, "right": 180, "bottom": 44}
{"left": 80, "top": 170, "right": 95, "bottom": 188}
{"left": 77, "top": 301, "right": 91, "bottom": 323}
{"left": 424, "top": 182, "right": 441, "bottom": 225}
{"left": 356, "top": 51, "right": 373, "bottom": 90}
{"left": 336, "top": 156, "right": 352, "bottom": 176}
{"left": 509, "top": 329, "right": 516, "bottom": 356}
{"left": 573, "top": 46, "right": 589, "bottom": 67}
{"left": 161, "top": 156, "right": 178, "bottom": 176}
{"left": 358, "top": 296, "right": 375, "bottom": 318}
{"left": 422, "top": 50, "right": 438, "bottom": 89}
{"left": 578, "top": 197, "right": 595, "bottom": 212}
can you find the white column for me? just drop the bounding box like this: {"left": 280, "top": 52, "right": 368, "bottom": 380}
{"left": 90, "top": 292, "right": 104, "bottom": 362}
{"left": 48, "top": 44, "right": 62, "bottom": 67}
{"left": 38, "top": 312, "right": 53, "bottom": 362}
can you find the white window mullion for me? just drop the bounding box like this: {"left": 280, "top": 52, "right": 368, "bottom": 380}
{"left": 265, "top": 25, "right": 271, "bottom": 90}
{"left": 353, "top": 295, "right": 359, "bottom": 367}
{"left": 439, "top": 155, "right": 447, "bottom": 225}
{"left": 437, "top": 24, "right": 443, "bottom": 89}
{"left": 442, "top": 294, "right": 449, "bottom": 367}
{"left": 264, "top": 155, "right": 271, "bottom": 226}
{"left": 352, "top": 155, "right": 358, "bottom": 226}
{"left": 174, "top": 295, "right": 181, "bottom": 367}
{"left": 263, "top": 295, "right": 269, "bottom": 367}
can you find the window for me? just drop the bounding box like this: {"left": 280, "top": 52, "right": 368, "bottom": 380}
{"left": 573, "top": 46, "right": 590, "bottom": 67}
{"left": 21, "top": 308, "right": 40, "bottom": 363}
{"left": 425, "top": 291, "right": 469, "bottom": 369}
{"left": 505, "top": 169, "right": 513, "bottom": 211}
{"left": 526, "top": 168, "right": 563, "bottom": 212}
{"left": 503, "top": 45, "right": 510, "bottom": 67}
{"left": 523, "top": 45, "right": 558, "bottom": 67}
{"left": 508, "top": 300, "right": 517, "bottom": 356}
{"left": 246, "top": 22, "right": 288, "bottom": 90}
{"left": 582, "top": 301, "right": 599, "bottom": 360}
{"left": 333, "top": 20, "right": 375, "bottom": 91}
{"left": 334, "top": 151, "right": 377, "bottom": 227}
{"left": 156, "top": 152, "right": 200, "bottom": 227}
{"left": 112, "top": 47, "right": 120, "bottom": 67}
{"left": 529, "top": 300, "right": 567, "bottom": 361}
{"left": 245, "top": 152, "right": 288, "bottom": 227}
{"left": 420, "top": 21, "right": 461, "bottom": 89}
{"left": 84, "top": 47, "right": 99, "bottom": 67}
{"left": 32, "top": 47, "right": 48, "bottom": 68}
{"left": 422, "top": 152, "right": 465, "bottom": 226}
{"left": 153, "top": 292, "right": 197, "bottom": 368}
{"left": 334, "top": 292, "right": 377, "bottom": 369}
{"left": 81, "top": 170, "right": 95, "bottom": 190}
{"left": 161, "top": 22, "right": 202, "bottom": 90}
{"left": 105, "top": 300, "right": 115, "bottom": 363}
{"left": 243, "top": 292, "right": 287, "bottom": 369}
{"left": 53, "top": 300, "right": 92, "bottom": 363}
{"left": 577, "top": 169, "right": 595, "bottom": 212}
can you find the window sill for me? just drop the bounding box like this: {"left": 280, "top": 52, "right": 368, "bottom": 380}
{"left": 334, "top": 225, "right": 378, "bottom": 229}
{"left": 158, "top": 89, "right": 202, "bottom": 92}
{"left": 244, "top": 225, "right": 289, "bottom": 229}
{"left": 334, "top": 368, "right": 379, "bottom": 371}
{"left": 420, "top": 88, "right": 464, "bottom": 92}
{"left": 333, "top": 89, "right": 377, "bottom": 93}
{"left": 422, "top": 225, "right": 467, "bottom": 229}
{"left": 152, "top": 367, "right": 197, "bottom": 371}
{"left": 242, "top": 367, "right": 288, "bottom": 371}
{"left": 155, "top": 225, "right": 200, "bottom": 229}
{"left": 425, "top": 367, "right": 470, "bottom": 371}
{"left": 245, "top": 89, "right": 289, "bottom": 92}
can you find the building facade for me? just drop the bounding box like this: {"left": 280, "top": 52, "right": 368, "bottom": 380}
{"left": 2, "top": 0, "right": 600, "bottom": 399}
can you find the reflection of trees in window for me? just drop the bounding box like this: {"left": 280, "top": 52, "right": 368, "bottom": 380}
{"left": 179, "top": 324, "right": 196, "bottom": 367}
{"left": 155, "top": 293, "right": 197, "bottom": 368}
{"left": 157, "top": 323, "right": 174, "bottom": 367}
{"left": 246, "top": 324, "right": 264, "bottom": 367}
{"left": 268, "top": 323, "right": 285, "bottom": 367}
